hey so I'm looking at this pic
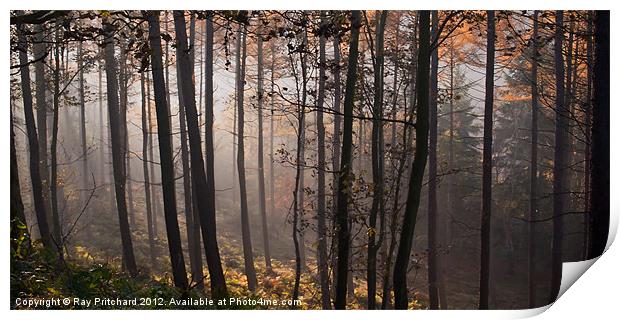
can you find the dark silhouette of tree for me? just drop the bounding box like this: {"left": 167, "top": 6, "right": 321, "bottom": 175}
{"left": 140, "top": 71, "right": 156, "bottom": 266}
{"left": 479, "top": 10, "right": 495, "bottom": 310}
{"left": 146, "top": 10, "right": 189, "bottom": 290}
{"left": 393, "top": 10, "right": 430, "bottom": 310}
{"left": 102, "top": 17, "right": 138, "bottom": 277}
{"left": 16, "top": 21, "right": 53, "bottom": 250}
{"left": 589, "top": 10, "right": 609, "bottom": 258}
{"left": 334, "top": 10, "right": 362, "bottom": 310}
{"left": 550, "top": 10, "right": 567, "bottom": 303}
{"left": 528, "top": 10, "right": 539, "bottom": 308}
{"left": 368, "top": 10, "right": 387, "bottom": 310}
{"left": 172, "top": 10, "right": 229, "bottom": 298}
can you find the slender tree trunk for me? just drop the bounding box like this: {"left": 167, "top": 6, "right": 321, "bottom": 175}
{"left": 257, "top": 27, "right": 272, "bottom": 272}
{"left": 118, "top": 41, "right": 135, "bottom": 227}
{"left": 549, "top": 10, "right": 568, "bottom": 303}
{"left": 11, "top": 108, "right": 28, "bottom": 245}
{"left": 33, "top": 25, "right": 51, "bottom": 225}
{"left": 368, "top": 10, "right": 387, "bottom": 310}
{"left": 78, "top": 40, "right": 89, "bottom": 210}
{"left": 103, "top": 19, "right": 138, "bottom": 276}
{"left": 334, "top": 10, "right": 362, "bottom": 310}
{"left": 330, "top": 32, "right": 342, "bottom": 306}
{"left": 528, "top": 10, "right": 539, "bottom": 308}
{"left": 49, "top": 26, "right": 63, "bottom": 254}
{"left": 140, "top": 72, "right": 156, "bottom": 266}
{"left": 393, "top": 10, "right": 430, "bottom": 310}
{"left": 172, "top": 10, "right": 229, "bottom": 298}
{"left": 427, "top": 10, "right": 440, "bottom": 310}
{"left": 316, "top": 12, "right": 331, "bottom": 309}
{"left": 146, "top": 11, "right": 189, "bottom": 290}
{"left": 479, "top": 10, "right": 495, "bottom": 310}
{"left": 589, "top": 10, "right": 609, "bottom": 258}
{"left": 231, "top": 24, "right": 259, "bottom": 292}
{"left": 269, "top": 38, "right": 277, "bottom": 270}
{"left": 146, "top": 72, "right": 158, "bottom": 237}
{"left": 583, "top": 12, "right": 593, "bottom": 260}
{"left": 176, "top": 41, "right": 204, "bottom": 291}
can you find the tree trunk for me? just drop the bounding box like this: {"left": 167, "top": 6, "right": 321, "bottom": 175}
{"left": 33, "top": 24, "right": 51, "bottom": 226}
{"left": 140, "top": 72, "right": 156, "bottom": 266}
{"left": 18, "top": 20, "right": 53, "bottom": 251}
{"left": 316, "top": 12, "right": 331, "bottom": 309}
{"left": 257, "top": 27, "right": 272, "bottom": 272}
{"left": 146, "top": 72, "right": 158, "bottom": 237}
{"left": 583, "top": 12, "right": 593, "bottom": 260}
{"left": 589, "top": 10, "right": 609, "bottom": 258}
{"left": 11, "top": 108, "right": 28, "bottom": 248}
{"left": 231, "top": 24, "right": 259, "bottom": 292}
{"left": 49, "top": 26, "right": 64, "bottom": 255}
{"left": 78, "top": 40, "right": 89, "bottom": 213}
{"left": 427, "top": 10, "right": 440, "bottom": 310}
{"left": 103, "top": 19, "right": 138, "bottom": 277}
{"left": 176, "top": 40, "right": 205, "bottom": 291}
{"left": 334, "top": 10, "right": 362, "bottom": 310}
{"left": 172, "top": 10, "right": 229, "bottom": 298}
{"left": 330, "top": 31, "right": 342, "bottom": 306}
{"left": 393, "top": 10, "right": 430, "bottom": 310}
{"left": 528, "top": 10, "right": 539, "bottom": 308}
{"left": 479, "top": 10, "right": 495, "bottom": 310}
{"left": 368, "top": 10, "right": 387, "bottom": 310}
{"left": 146, "top": 11, "right": 189, "bottom": 290}
{"left": 549, "top": 10, "right": 567, "bottom": 303}
{"left": 269, "top": 37, "right": 277, "bottom": 271}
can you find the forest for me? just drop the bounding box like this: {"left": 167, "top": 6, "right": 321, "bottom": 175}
{"left": 10, "top": 10, "right": 609, "bottom": 310}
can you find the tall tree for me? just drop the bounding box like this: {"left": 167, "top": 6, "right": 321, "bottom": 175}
{"left": 315, "top": 12, "right": 331, "bottom": 309}
{"left": 78, "top": 39, "right": 89, "bottom": 210}
{"left": 172, "top": 10, "right": 229, "bottom": 299}
{"left": 479, "top": 10, "right": 495, "bottom": 310}
{"left": 334, "top": 10, "right": 361, "bottom": 310}
{"left": 368, "top": 10, "right": 387, "bottom": 310}
{"left": 550, "top": 10, "right": 567, "bottom": 303}
{"left": 140, "top": 72, "right": 156, "bottom": 266}
{"left": 33, "top": 24, "right": 51, "bottom": 225}
{"left": 528, "top": 10, "right": 540, "bottom": 308}
{"left": 146, "top": 11, "right": 189, "bottom": 290}
{"left": 589, "top": 10, "right": 609, "bottom": 258}
{"left": 393, "top": 10, "right": 430, "bottom": 310}
{"left": 17, "top": 21, "right": 53, "bottom": 250}
{"left": 257, "top": 25, "right": 272, "bottom": 272}
{"left": 175, "top": 35, "right": 204, "bottom": 291}
{"left": 50, "top": 24, "right": 62, "bottom": 252}
{"left": 427, "top": 10, "right": 440, "bottom": 310}
{"left": 102, "top": 18, "right": 138, "bottom": 276}
{"left": 11, "top": 108, "right": 28, "bottom": 248}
